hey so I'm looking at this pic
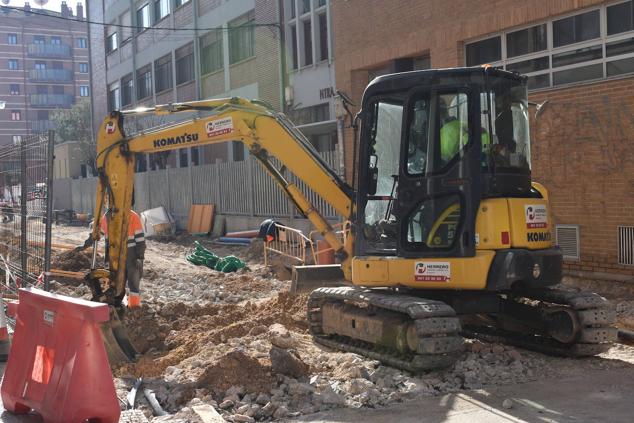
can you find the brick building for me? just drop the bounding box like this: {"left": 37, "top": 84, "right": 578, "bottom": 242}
{"left": 89, "top": 0, "right": 285, "bottom": 169}
{"left": 0, "top": 2, "right": 90, "bottom": 147}
{"left": 332, "top": 0, "right": 634, "bottom": 278}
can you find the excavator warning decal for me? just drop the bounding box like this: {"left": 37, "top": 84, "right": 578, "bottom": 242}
{"left": 415, "top": 262, "right": 451, "bottom": 282}
{"left": 206, "top": 117, "right": 234, "bottom": 137}
{"left": 525, "top": 205, "right": 548, "bottom": 229}
{"left": 105, "top": 122, "right": 115, "bottom": 134}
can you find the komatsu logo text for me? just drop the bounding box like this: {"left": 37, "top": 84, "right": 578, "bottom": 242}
{"left": 527, "top": 232, "right": 552, "bottom": 242}
{"left": 153, "top": 133, "right": 199, "bottom": 148}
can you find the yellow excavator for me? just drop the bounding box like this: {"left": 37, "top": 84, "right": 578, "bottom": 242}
{"left": 87, "top": 66, "right": 616, "bottom": 369}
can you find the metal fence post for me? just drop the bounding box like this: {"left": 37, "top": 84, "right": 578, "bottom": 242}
{"left": 43, "top": 131, "right": 55, "bottom": 291}
{"left": 20, "top": 136, "right": 27, "bottom": 278}
{"left": 214, "top": 159, "right": 222, "bottom": 213}
{"left": 248, "top": 156, "right": 255, "bottom": 217}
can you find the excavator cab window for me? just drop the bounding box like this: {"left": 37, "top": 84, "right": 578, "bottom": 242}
{"left": 481, "top": 78, "right": 531, "bottom": 175}
{"left": 362, "top": 99, "right": 403, "bottom": 253}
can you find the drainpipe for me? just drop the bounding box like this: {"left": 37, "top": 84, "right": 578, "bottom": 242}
{"left": 334, "top": 94, "right": 346, "bottom": 179}
{"left": 193, "top": 0, "right": 201, "bottom": 101}
{"left": 277, "top": 0, "right": 286, "bottom": 112}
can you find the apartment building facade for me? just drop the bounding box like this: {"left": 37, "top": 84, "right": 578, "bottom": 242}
{"left": 0, "top": 2, "right": 90, "bottom": 147}
{"left": 333, "top": 0, "right": 634, "bottom": 278}
{"left": 282, "top": 0, "right": 336, "bottom": 153}
{"left": 90, "top": 0, "right": 285, "bottom": 170}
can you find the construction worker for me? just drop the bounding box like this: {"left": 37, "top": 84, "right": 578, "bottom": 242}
{"left": 83, "top": 210, "right": 145, "bottom": 308}
{"left": 439, "top": 97, "right": 491, "bottom": 165}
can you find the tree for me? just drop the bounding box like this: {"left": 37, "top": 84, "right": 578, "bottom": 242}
{"left": 50, "top": 99, "right": 96, "bottom": 175}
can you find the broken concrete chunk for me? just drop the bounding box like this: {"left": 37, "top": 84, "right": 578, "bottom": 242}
{"left": 269, "top": 346, "right": 309, "bottom": 378}
{"left": 268, "top": 323, "right": 298, "bottom": 349}
{"left": 192, "top": 404, "right": 226, "bottom": 423}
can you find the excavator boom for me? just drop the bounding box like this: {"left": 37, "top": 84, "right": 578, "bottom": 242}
{"left": 89, "top": 97, "right": 356, "bottom": 361}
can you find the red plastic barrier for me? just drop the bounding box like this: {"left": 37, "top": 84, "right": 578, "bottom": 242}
{"left": 1, "top": 287, "right": 121, "bottom": 423}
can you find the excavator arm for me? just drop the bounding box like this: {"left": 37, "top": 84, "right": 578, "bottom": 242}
{"left": 89, "top": 97, "right": 355, "bottom": 306}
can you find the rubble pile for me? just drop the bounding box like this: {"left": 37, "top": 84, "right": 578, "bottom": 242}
{"left": 46, "top": 226, "right": 634, "bottom": 422}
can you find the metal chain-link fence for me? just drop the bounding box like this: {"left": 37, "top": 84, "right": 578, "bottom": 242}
{"left": 0, "top": 132, "right": 54, "bottom": 294}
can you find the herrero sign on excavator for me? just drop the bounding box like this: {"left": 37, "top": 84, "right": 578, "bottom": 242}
{"left": 88, "top": 66, "right": 616, "bottom": 370}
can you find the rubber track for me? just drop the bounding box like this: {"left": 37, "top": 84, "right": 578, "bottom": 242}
{"left": 308, "top": 287, "right": 464, "bottom": 372}
{"left": 463, "top": 288, "right": 617, "bottom": 357}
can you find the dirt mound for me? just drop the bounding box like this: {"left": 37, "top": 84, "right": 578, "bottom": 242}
{"left": 51, "top": 249, "right": 101, "bottom": 272}
{"left": 198, "top": 350, "right": 275, "bottom": 394}
{"left": 114, "top": 292, "right": 308, "bottom": 379}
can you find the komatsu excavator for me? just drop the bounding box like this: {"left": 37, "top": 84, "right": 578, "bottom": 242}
{"left": 88, "top": 66, "right": 616, "bottom": 369}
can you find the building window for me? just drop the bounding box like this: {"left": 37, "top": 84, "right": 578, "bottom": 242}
{"left": 553, "top": 9, "right": 600, "bottom": 48}
{"left": 9, "top": 84, "right": 19, "bottom": 95}
{"left": 36, "top": 85, "right": 47, "bottom": 94}
{"left": 175, "top": 43, "right": 194, "bottom": 84}
{"left": 317, "top": 13, "right": 328, "bottom": 61}
{"left": 317, "top": 0, "right": 326, "bottom": 7}
{"left": 190, "top": 147, "right": 199, "bottom": 166}
{"left": 229, "top": 11, "right": 255, "bottom": 64}
{"left": 154, "top": 0, "right": 170, "bottom": 22}
{"left": 290, "top": 0, "right": 296, "bottom": 18}
{"left": 175, "top": 0, "right": 190, "bottom": 7}
{"left": 136, "top": 4, "right": 150, "bottom": 32}
{"left": 106, "top": 31, "right": 118, "bottom": 52}
{"left": 287, "top": 103, "right": 330, "bottom": 126}
{"left": 79, "top": 62, "right": 89, "bottom": 73}
{"left": 33, "top": 35, "right": 45, "bottom": 44}
{"left": 466, "top": 36, "right": 501, "bottom": 66}
{"left": 301, "top": 0, "right": 310, "bottom": 14}
{"left": 7, "top": 33, "right": 17, "bottom": 44}
{"left": 121, "top": 73, "right": 134, "bottom": 106}
{"left": 76, "top": 37, "right": 87, "bottom": 48}
{"left": 608, "top": 1, "right": 634, "bottom": 35}
{"left": 12, "top": 135, "right": 22, "bottom": 145}
{"left": 35, "top": 61, "right": 46, "bottom": 70}
{"left": 290, "top": 25, "right": 298, "bottom": 70}
{"left": 200, "top": 30, "right": 223, "bottom": 74}
{"left": 11, "top": 110, "right": 21, "bottom": 121}
{"left": 137, "top": 66, "right": 152, "bottom": 99}
{"left": 108, "top": 85, "right": 120, "bottom": 111}
{"left": 465, "top": 5, "right": 634, "bottom": 90}
{"left": 8, "top": 59, "right": 18, "bottom": 70}
{"left": 79, "top": 86, "right": 90, "bottom": 97}
{"left": 506, "top": 24, "right": 547, "bottom": 58}
{"left": 50, "top": 36, "right": 61, "bottom": 45}
{"left": 154, "top": 54, "right": 172, "bottom": 93}
{"left": 303, "top": 20, "right": 312, "bottom": 66}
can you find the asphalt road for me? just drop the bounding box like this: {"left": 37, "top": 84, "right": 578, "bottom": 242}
{"left": 0, "top": 366, "right": 631, "bottom": 422}
{"left": 289, "top": 366, "right": 634, "bottom": 423}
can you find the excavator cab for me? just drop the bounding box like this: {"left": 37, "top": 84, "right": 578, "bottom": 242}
{"left": 357, "top": 66, "right": 531, "bottom": 259}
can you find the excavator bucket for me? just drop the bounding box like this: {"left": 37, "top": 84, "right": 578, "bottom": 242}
{"left": 100, "top": 307, "right": 139, "bottom": 364}
{"left": 290, "top": 264, "right": 346, "bottom": 294}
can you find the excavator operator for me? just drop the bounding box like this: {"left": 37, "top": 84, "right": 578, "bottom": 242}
{"left": 82, "top": 209, "right": 146, "bottom": 308}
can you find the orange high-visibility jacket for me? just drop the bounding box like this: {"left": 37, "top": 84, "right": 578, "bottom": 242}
{"left": 99, "top": 211, "right": 145, "bottom": 248}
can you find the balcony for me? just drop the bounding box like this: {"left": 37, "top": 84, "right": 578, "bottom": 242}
{"left": 29, "top": 94, "right": 74, "bottom": 108}
{"left": 29, "top": 69, "right": 73, "bottom": 83}
{"left": 27, "top": 43, "right": 71, "bottom": 58}
{"left": 30, "top": 120, "right": 56, "bottom": 132}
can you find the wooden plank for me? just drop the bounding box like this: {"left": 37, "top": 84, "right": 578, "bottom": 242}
{"left": 187, "top": 204, "right": 215, "bottom": 234}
